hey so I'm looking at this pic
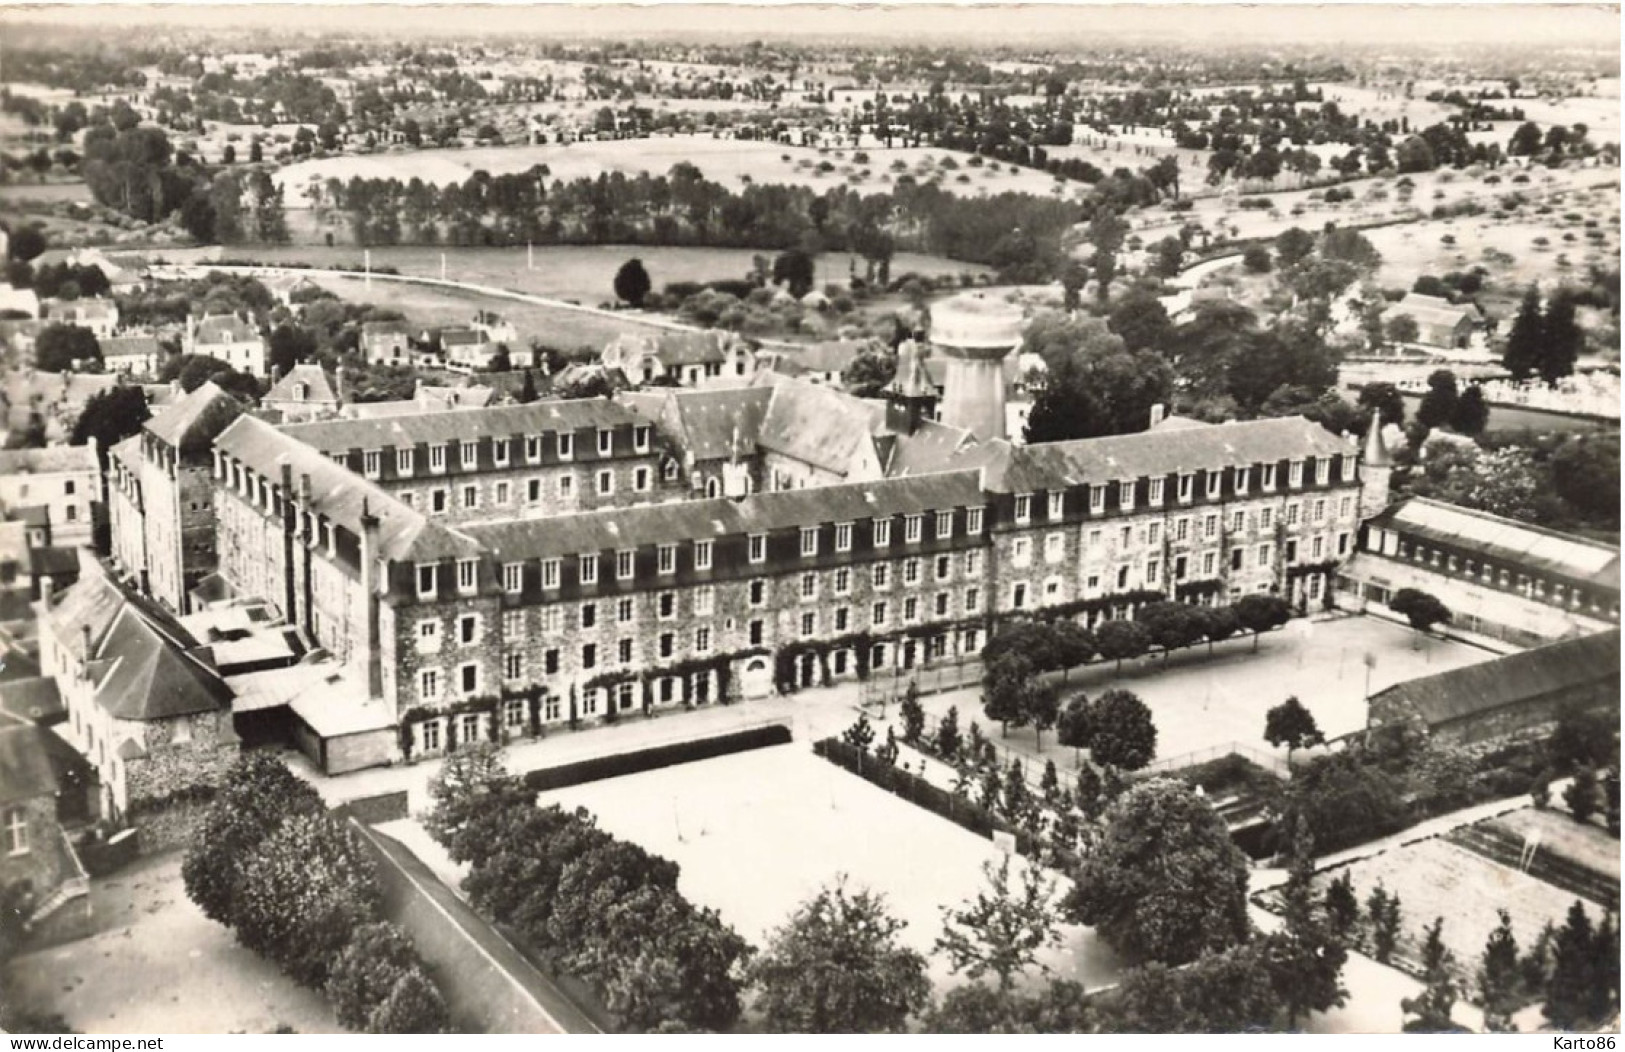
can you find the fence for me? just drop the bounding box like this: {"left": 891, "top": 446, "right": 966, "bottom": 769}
{"left": 1139, "top": 741, "right": 1292, "bottom": 780}
{"left": 858, "top": 657, "right": 982, "bottom": 709}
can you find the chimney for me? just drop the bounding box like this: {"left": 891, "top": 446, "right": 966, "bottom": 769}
{"left": 80, "top": 623, "right": 92, "bottom": 672}
{"left": 1149, "top": 403, "right": 1167, "bottom": 429}
{"left": 279, "top": 462, "right": 297, "bottom": 623}
{"left": 359, "top": 499, "right": 384, "bottom": 702}
{"left": 299, "top": 473, "right": 315, "bottom": 635}
{"left": 38, "top": 575, "right": 52, "bottom": 610}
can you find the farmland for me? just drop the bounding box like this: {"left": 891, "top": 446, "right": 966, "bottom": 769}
{"left": 273, "top": 135, "right": 1070, "bottom": 201}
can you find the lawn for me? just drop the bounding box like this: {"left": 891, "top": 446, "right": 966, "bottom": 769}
{"left": 6, "top": 851, "right": 341, "bottom": 1034}
{"left": 1317, "top": 836, "right": 1590, "bottom": 977}
{"left": 220, "top": 243, "right": 987, "bottom": 307}
{"left": 1491, "top": 808, "right": 1621, "bottom": 882}
{"left": 273, "top": 135, "right": 1067, "bottom": 201}
{"left": 536, "top": 743, "right": 1123, "bottom": 997}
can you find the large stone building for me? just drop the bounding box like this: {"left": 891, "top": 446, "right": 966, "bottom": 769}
{"left": 186, "top": 313, "right": 266, "bottom": 376}
{"left": 0, "top": 445, "right": 101, "bottom": 550}
{"left": 209, "top": 407, "right": 1363, "bottom": 767}
{"left": 106, "top": 381, "right": 244, "bottom": 613}
{"left": 1341, "top": 495, "right": 1620, "bottom": 646}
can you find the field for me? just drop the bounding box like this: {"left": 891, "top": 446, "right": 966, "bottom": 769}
{"left": 1316, "top": 836, "right": 1592, "bottom": 975}
{"left": 6, "top": 851, "right": 340, "bottom": 1035}
{"left": 298, "top": 271, "right": 674, "bottom": 352}
{"left": 273, "top": 135, "right": 1068, "bottom": 201}
{"left": 1491, "top": 808, "right": 1621, "bottom": 882}
{"left": 538, "top": 743, "right": 1122, "bottom": 997}
{"left": 1365, "top": 206, "right": 1619, "bottom": 297}
{"left": 218, "top": 244, "right": 988, "bottom": 307}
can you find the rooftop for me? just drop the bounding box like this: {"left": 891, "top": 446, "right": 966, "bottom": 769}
{"left": 283, "top": 398, "right": 641, "bottom": 452}
{"left": 1371, "top": 497, "right": 1619, "bottom": 590}
{"left": 145, "top": 381, "right": 243, "bottom": 453}
{"left": 0, "top": 445, "right": 98, "bottom": 476}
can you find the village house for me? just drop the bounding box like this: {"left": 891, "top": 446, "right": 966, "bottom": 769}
{"left": 41, "top": 298, "right": 119, "bottom": 339}
{"left": 99, "top": 335, "right": 163, "bottom": 378}
{"left": 1390, "top": 292, "right": 1479, "bottom": 350}
{"left": 41, "top": 558, "right": 239, "bottom": 849}
{"left": 360, "top": 320, "right": 412, "bottom": 365}
{"left": 0, "top": 715, "right": 93, "bottom": 946}
{"left": 0, "top": 444, "right": 101, "bottom": 550}
{"left": 754, "top": 339, "right": 870, "bottom": 386}
{"left": 186, "top": 313, "right": 267, "bottom": 376}
{"left": 600, "top": 330, "right": 755, "bottom": 386}
{"left": 262, "top": 363, "right": 342, "bottom": 423}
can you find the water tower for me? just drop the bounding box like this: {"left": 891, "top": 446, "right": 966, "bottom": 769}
{"left": 929, "top": 292, "right": 1023, "bottom": 443}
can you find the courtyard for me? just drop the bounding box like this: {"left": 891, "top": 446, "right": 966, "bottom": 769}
{"left": 5, "top": 852, "right": 340, "bottom": 1035}
{"left": 536, "top": 742, "right": 1123, "bottom": 997}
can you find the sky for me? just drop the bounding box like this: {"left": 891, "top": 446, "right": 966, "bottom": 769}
{"left": 1, "top": 2, "right": 1619, "bottom": 50}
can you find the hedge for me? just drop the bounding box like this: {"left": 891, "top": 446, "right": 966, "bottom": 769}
{"left": 812, "top": 737, "right": 1060, "bottom": 864}
{"left": 522, "top": 723, "right": 791, "bottom": 792}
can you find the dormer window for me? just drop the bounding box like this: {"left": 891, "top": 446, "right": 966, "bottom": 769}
{"left": 936, "top": 511, "right": 953, "bottom": 540}
{"left": 1090, "top": 485, "right": 1106, "bottom": 514}
{"left": 579, "top": 554, "right": 599, "bottom": 584}
{"left": 541, "top": 558, "right": 560, "bottom": 589}
{"left": 801, "top": 527, "right": 819, "bottom": 557}
{"left": 1289, "top": 460, "right": 1304, "bottom": 488}
{"left": 1235, "top": 467, "right": 1250, "bottom": 496}
{"left": 695, "top": 540, "right": 713, "bottom": 571}
{"left": 559, "top": 433, "right": 575, "bottom": 460}
{"left": 634, "top": 426, "right": 651, "bottom": 453}
{"left": 617, "top": 550, "right": 635, "bottom": 580}
{"left": 429, "top": 444, "right": 447, "bottom": 473}
{"left": 1048, "top": 492, "right": 1064, "bottom": 520}
{"left": 905, "top": 515, "right": 923, "bottom": 543}
{"left": 1118, "top": 479, "right": 1136, "bottom": 511}
{"left": 416, "top": 563, "right": 437, "bottom": 598}
{"left": 1014, "top": 494, "right": 1033, "bottom": 524}
{"left": 526, "top": 435, "right": 543, "bottom": 463}
{"left": 749, "top": 534, "right": 767, "bottom": 563}
{"left": 363, "top": 450, "right": 381, "bottom": 479}
{"left": 1148, "top": 478, "right": 1165, "bottom": 506}
{"left": 456, "top": 559, "right": 478, "bottom": 595}
{"left": 658, "top": 544, "right": 676, "bottom": 574}
{"left": 461, "top": 440, "right": 478, "bottom": 468}
{"left": 1316, "top": 457, "right": 1331, "bottom": 485}
{"left": 1262, "top": 464, "right": 1277, "bottom": 490}
{"left": 873, "top": 519, "right": 892, "bottom": 547}
{"left": 967, "top": 508, "right": 984, "bottom": 535}
{"left": 835, "top": 522, "right": 853, "bottom": 552}
{"left": 1206, "top": 471, "right": 1222, "bottom": 499}
{"left": 493, "top": 439, "right": 510, "bottom": 466}
{"left": 597, "top": 429, "right": 613, "bottom": 456}
{"left": 397, "top": 449, "right": 414, "bottom": 476}
{"left": 1178, "top": 473, "right": 1194, "bottom": 503}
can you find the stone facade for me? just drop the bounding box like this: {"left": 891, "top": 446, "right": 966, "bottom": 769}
{"left": 0, "top": 446, "right": 100, "bottom": 549}
{"left": 0, "top": 794, "right": 65, "bottom": 900}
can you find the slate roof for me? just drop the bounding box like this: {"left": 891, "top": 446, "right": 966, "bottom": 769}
{"left": 283, "top": 399, "right": 641, "bottom": 453}
{"left": 981, "top": 416, "right": 1351, "bottom": 494}
{"left": 0, "top": 678, "right": 64, "bottom": 725}
{"left": 100, "top": 335, "right": 161, "bottom": 359}
{"left": 1395, "top": 293, "right": 1476, "bottom": 330}
{"left": 215, "top": 415, "right": 479, "bottom": 562}
{"left": 883, "top": 419, "right": 978, "bottom": 478}
{"left": 0, "top": 446, "right": 98, "bottom": 475}
{"left": 0, "top": 718, "right": 59, "bottom": 806}
{"left": 465, "top": 469, "right": 986, "bottom": 561}
{"left": 89, "top": 604, "right": 234, "bottom": 721}
{"left": 757, "top": 377, "right": 886, "bottom": 475}
{"left": 109, "top": 434, "right": 142, "bottom": 474}
{"left": 647, "top": 386, "right": 773, "bottom": 462}
{"left": 785, "top": 339, "right": 867, "bottom": 374}
{"left": 194, "top": 314, "right": 261, "bottom": 345}
{"left": 655, "top": 331, "right": 730, "bottom": 367}
{"left": 265, "top": 364, "right": 340, "bottom": 405}
{"left": 1370, "top": 629, "right": 1620, "bottom": 728}
{"left": 1369, "top": 497, "right": 1620, "bottom": 590}
{"left": 145, "top": 381, "right": 242, "bottom": 454}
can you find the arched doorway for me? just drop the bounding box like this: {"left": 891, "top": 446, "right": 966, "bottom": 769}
{"left": 740, "top": 657, "right": 773, "bottom": 698}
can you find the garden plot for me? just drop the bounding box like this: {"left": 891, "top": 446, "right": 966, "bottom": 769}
{"left": 538, "top": 742, "right": 1123, "bottom": 996}
{"left": 1317, "top": 837, "right": 1589, "bottom": 973}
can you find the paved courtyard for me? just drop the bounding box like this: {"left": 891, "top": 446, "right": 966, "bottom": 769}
{"left": 6, "top": 852, "right": 340, "bottom": 1035}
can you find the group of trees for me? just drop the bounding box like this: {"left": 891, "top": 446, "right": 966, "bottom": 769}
{"left": 1502, "top": 284, "right": 1583, "bottom": 384}
{"left": 1401, "top": 429, "right": 1619, "bottom": 533}
{"left": 1414, "top": 370, "right": 1490, "bottom": 437}
{"left": 424, "top": 744, "right": 751, "bottom": 1032}
{"left": 181, "top": 754, "right": 449, "bottom": 1033}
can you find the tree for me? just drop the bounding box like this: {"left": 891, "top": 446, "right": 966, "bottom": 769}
{"left": 1415, "top": 369, "right": 1459, "bottom": 431}
{"left": 268, "top": 323, "right": 317, "bottom": 377}
{"left": 1510, "top": 121, "right": 1544, "bottom": 156}
{"left": 1086, "top": 689, "right": 1157, "bottom": 772}
{"left": 935, "top": 705, "right": 963, "bottom": 760}
{"left": 1022, "top": 327, "right": 1174, "bottom": 443}
{"left": 1384, "top": 312, "right": 1419, "bottom": 346}
{"left": 1106, "top": 290, "right": 1174, "bottom": 353}
{"left": 423, "top": 740, "right": 511, "bottom": 854}
{"left": 1539, "top": 291, "right": 1582, "bottom": 384}
{"left": 1235, "top": 593, "right": 1291, "bottom": 651}
{"left": 1065, "top": 779, "right": 1251, "bottom": 965}
{"left": 1357, "top": 381, "right": 1406, "bottom": 428}
{"left": 1503, "top": 285, "right": 1543, "bottom": 381}
{"left": 749, "top": 878, "right": 930, "bottom": 1033}
{"left": 369, "top": 967, "right": 450, "bottom": 1034}
{"left": 981, "top": 652, "right": 1035, "bottom": 738}
{"left": 1545, "top": 901, "right": 1599, "bottom": 1029}
{"left": 1324, "top": 871, "right": 1360, "bottom": 941}
{"left": 1275, "top": 227, "right": 1316, "bottom": 269}
{"left": 70, "top": 385, "right": 150, "bottom": 459}
{"left": 233, "top": 812, "right": 381, "bottom": 988}
{"left": 1564, "top": 767, "right": 1598, "bottom": 825}
{"left": 1450, "top": 385, "right": 1488, "bottom": 436}
{"left": 1200, "top": 604, "right": 1242, "bottom": 653}
{"left": 1242, "top": 244, "right": 1273, "bottom": 273}
{"left": 841, "top": 350, "right": 896, "bottom": 398}
{"left": 1401, "top": 917, "right": 1460, "bottom": 1031}
{"left": 34, "top": 323, "right": 101, "bottom": 373}
{"left": 1269, "top": 821, "right": 1348, "bottom": 1028}
{"left": 934, "top": 856, "right": 1060, "bottom": 991}
{"left": 772, "top": 249, "right": 816, "bottom": 298}
{"left": 1108, "top": 945, "right": 1282, "bottom": 1033}
{"left": 1093, "top": 619, "right": 1151, "bottom": 670}
{"left": 1366, "top": 882, "right": 1403, "bottom": 965}
{"left": 898, "top": 682, "right": 925, "bottom": 744}
{"left": 1264, "top": 696, "right": 1325, "bottom": 766}
{"left": 6, "top": 225, "right": 46, "bottom": 263}
{"left": 1056, "top": 695, "right": 1092, "bottom": 765}
{"left": 1087, "top": 207, "right": 1129, "bottom": 301}
{"left": 1137, "top": 601, "right": 1206, "bottom": 661}
{"left": 613, "top": 258, "right": 652, "bottom": 307}
{"left": 1395, "top": 135, "right": 1437, "bottom": 174}
{"left": 1389, "top": 588, "right": 1452, "bottom": 644}
{"left": 325, "top": 921, "right": 429, "bottom": 1031}
{"left": 181, "top": 752, "right": 325, "bottom": 928}
{"left": 1551, "top": 436, "right": 1620, "bottom": 528}
{"left": 1478, "top": 909, "right": 1522, "bottom": 1032}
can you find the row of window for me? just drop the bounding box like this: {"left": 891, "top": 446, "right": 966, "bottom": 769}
{"left": 1008, "top": 498, "right": 1352, "bottom": 566}
{"left": 398, "top": 465, "right": 653, "bottom": 514}
{"left": 359, "top": 426, "right": 654, "bottom": 479}
{"left": 1396, "top": 537, "right": 1619, "bottom": 616}
{"left": 1010, "top": 456, "right": 1346, "bottom": 525}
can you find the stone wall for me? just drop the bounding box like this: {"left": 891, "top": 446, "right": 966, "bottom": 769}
{"left": 126, "top": 710, "right": 238, "bottom": 813}
{"left": 0, "top": 795, "right": 66, "bottom": 896}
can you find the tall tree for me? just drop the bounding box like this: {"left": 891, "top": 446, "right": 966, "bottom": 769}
{"left": 423, "top": 740, "right": 512, "bottom": 853}
{"left": 1264, "top": 696, "right": 1326, "bottom": 766}
{"left": 1539, "top": 291, "right": 1582, "bottom": 384}
{"left": 34, "top": 324, "right": 101, "bottom": 373}
{"left": 1389, "top": 588, "right": 1452, "bottom": 645}
{"left": 1450, "top": 385, "right": 1489, "bottom": 436}
{"left": 1401, "top": 917, "right": 1460, "bottom": 1031}
{"left": 1269, "top": 821, "right": 1348, "bottom": 1028}
{"left": 1478, "top": 909, "right": 1522, "bottom": 1032}
{"left": 1235, "top": 593, "right": 1292, "bottom": 651}
{"left": 1065, "top": 779, "right": 1251, "bottom": 965}
{"left": 1356, "top": 382, "right": 1405, "bottom": 428}
{"left": 1415, "top": 369, "right": 1459, "bottom": 431}
{"left": 935, "top": 856, "right": 1060, "bottom": 991}
{"left": 1502, "top": 285, "right": 1543, "bottom": 381}
{"left": 70, "top": 386, "right": 150, "bottom": 461}
{"left": 1545, "top": 901, "right": 1599, "bottom": 1029}
{"left": 748, "top": 879, "right": 930, "bottom": 1033}
{"left": 613, "top": 258, "right": 652, "bottom": 307}
{"left": 1086, "top": 689, "right": 1158, "bottom": 772}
